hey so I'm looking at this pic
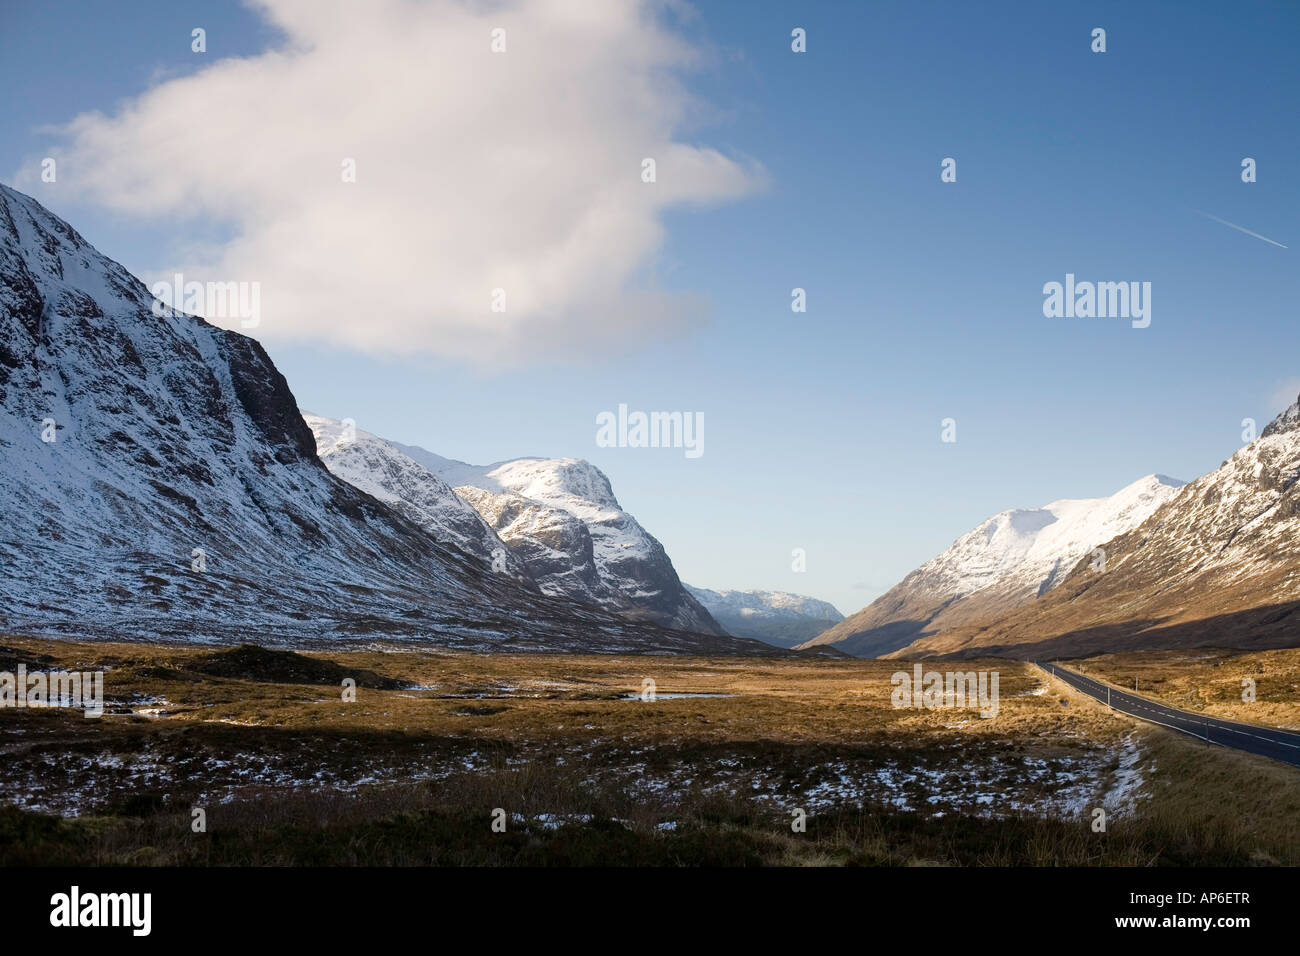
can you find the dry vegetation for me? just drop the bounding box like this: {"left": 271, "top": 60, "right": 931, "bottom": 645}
{"left": 1, "top": 636, "right": 1297, "bottom": 865}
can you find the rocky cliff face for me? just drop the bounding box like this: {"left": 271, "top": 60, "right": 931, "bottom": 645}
{"left": 389, "top": 442, "right": 724, "bottom": 634}
{"left": 451, "top": 484, "right": 613, "bottom": 603}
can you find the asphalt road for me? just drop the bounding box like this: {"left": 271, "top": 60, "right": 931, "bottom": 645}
{"left": 1036, "top": 661, "right": 1300, "bottom": 768}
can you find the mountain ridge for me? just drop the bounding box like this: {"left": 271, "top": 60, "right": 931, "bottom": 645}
{"left": 800, "top": 473, "right": 1186, "bottom": 657}
{"left": 889, "top": 398, "right": 1300, "bottom": 660}
{"left": 320, "top": 423, "right": 722, "bottom": 633}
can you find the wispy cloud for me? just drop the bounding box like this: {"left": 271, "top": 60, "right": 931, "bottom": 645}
{"left": 16, "top": 0, "right": 765, "bottom": 366}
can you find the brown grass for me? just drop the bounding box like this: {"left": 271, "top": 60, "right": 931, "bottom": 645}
{"left": 1, "top": 635, "right": 1297, "bottom": 865}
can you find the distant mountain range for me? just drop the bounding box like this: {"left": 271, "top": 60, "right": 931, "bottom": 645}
{"left": 685, "top": 585, "right": 843, "bottom": 648}
{"left": 5, "top": 182, "right": 1298, "bottom": 663}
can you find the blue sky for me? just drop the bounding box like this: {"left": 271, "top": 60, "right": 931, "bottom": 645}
{"left": 3, "top": 0, "right": 1297, "bottom": 615}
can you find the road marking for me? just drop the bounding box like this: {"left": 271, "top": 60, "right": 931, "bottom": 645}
{"left": 1038, "top": 663, "right": 1300, "bottom": 761}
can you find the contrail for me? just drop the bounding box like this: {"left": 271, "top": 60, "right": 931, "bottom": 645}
{"left": 1194, "top": 210, "right": 1288, "bottom": 248}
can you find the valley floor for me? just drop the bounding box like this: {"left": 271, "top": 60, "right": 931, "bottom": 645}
{"left": 1, "top": 637, "right": 1297, "bottom": 865}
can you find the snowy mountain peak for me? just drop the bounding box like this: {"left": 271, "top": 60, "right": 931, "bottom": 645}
{"left": 0, "top": 186, "right": 489, "bottom": 642}
{"left": 302, "top": 413, "right": 530, "bottom": 582}
{"left": 892, "top": 401, "right": 1300, "bottom": 659}
{"left": 800, "top": 472, "right": 1185, "bottom": 657}
{"left": 391, "top": 442, "right": 622, "bottom": 514}
{"left": 316, "top": 425, "right": 720, "bottom": 634}
{"left": 483, "top": 457, "right": 623, "bottom": 513}
{"left": 2, "top": 185, "right": 178, "bottom": 375}
{"left": 917, "top": 472, "right": 1187, "bottom": 599}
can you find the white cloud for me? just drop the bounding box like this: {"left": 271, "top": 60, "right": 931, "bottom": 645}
{"left": 22, "top": 0, "right": 764, "bottom": 365}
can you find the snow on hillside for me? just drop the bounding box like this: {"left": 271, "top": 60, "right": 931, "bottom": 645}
{"left": 0, "top": 183, "right": 509, "bottom": 644}
{"left": 318, "top": 426, "right": 721, "bottom": 633}
{"left": 800, "top": 473, "right": 1186, "bottom": 657}
{"left": 918, "top": 474, "right": 1188, "bottom": 601}
{"left": 303, "top": 414, "right": 530, "bottom": 582}
{"left": 686, "top": 585, "right": 842, "bottom": 622}
{"left": 451, "top": 483, "right": 613, "bottom": 606}
{"left": 892, "top": 398, "right": 1300, "bottom": 659}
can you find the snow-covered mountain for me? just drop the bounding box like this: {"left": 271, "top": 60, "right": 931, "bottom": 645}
{"left": 371, "top": 435, "right": 723, "bottom": 634}
{"left": 451, "top": 483, "right": 613, "bottom": 606}
{"left": 893, "top": 401, "right": 1300, "bottom": 660}
{"left": 303, "top": 414, "right": 531, "bottom": 583}
{"left": 685, "top": 585, "right": 843, "bottom": 648}
{"left": 0, "top": 184, "right": 760, "bottom": 654}
{"left": 800, "top": 474, "right": 1186, "bottom": 657}
{"left": 304, "top": 414, "right": 618, "bottom": 609}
